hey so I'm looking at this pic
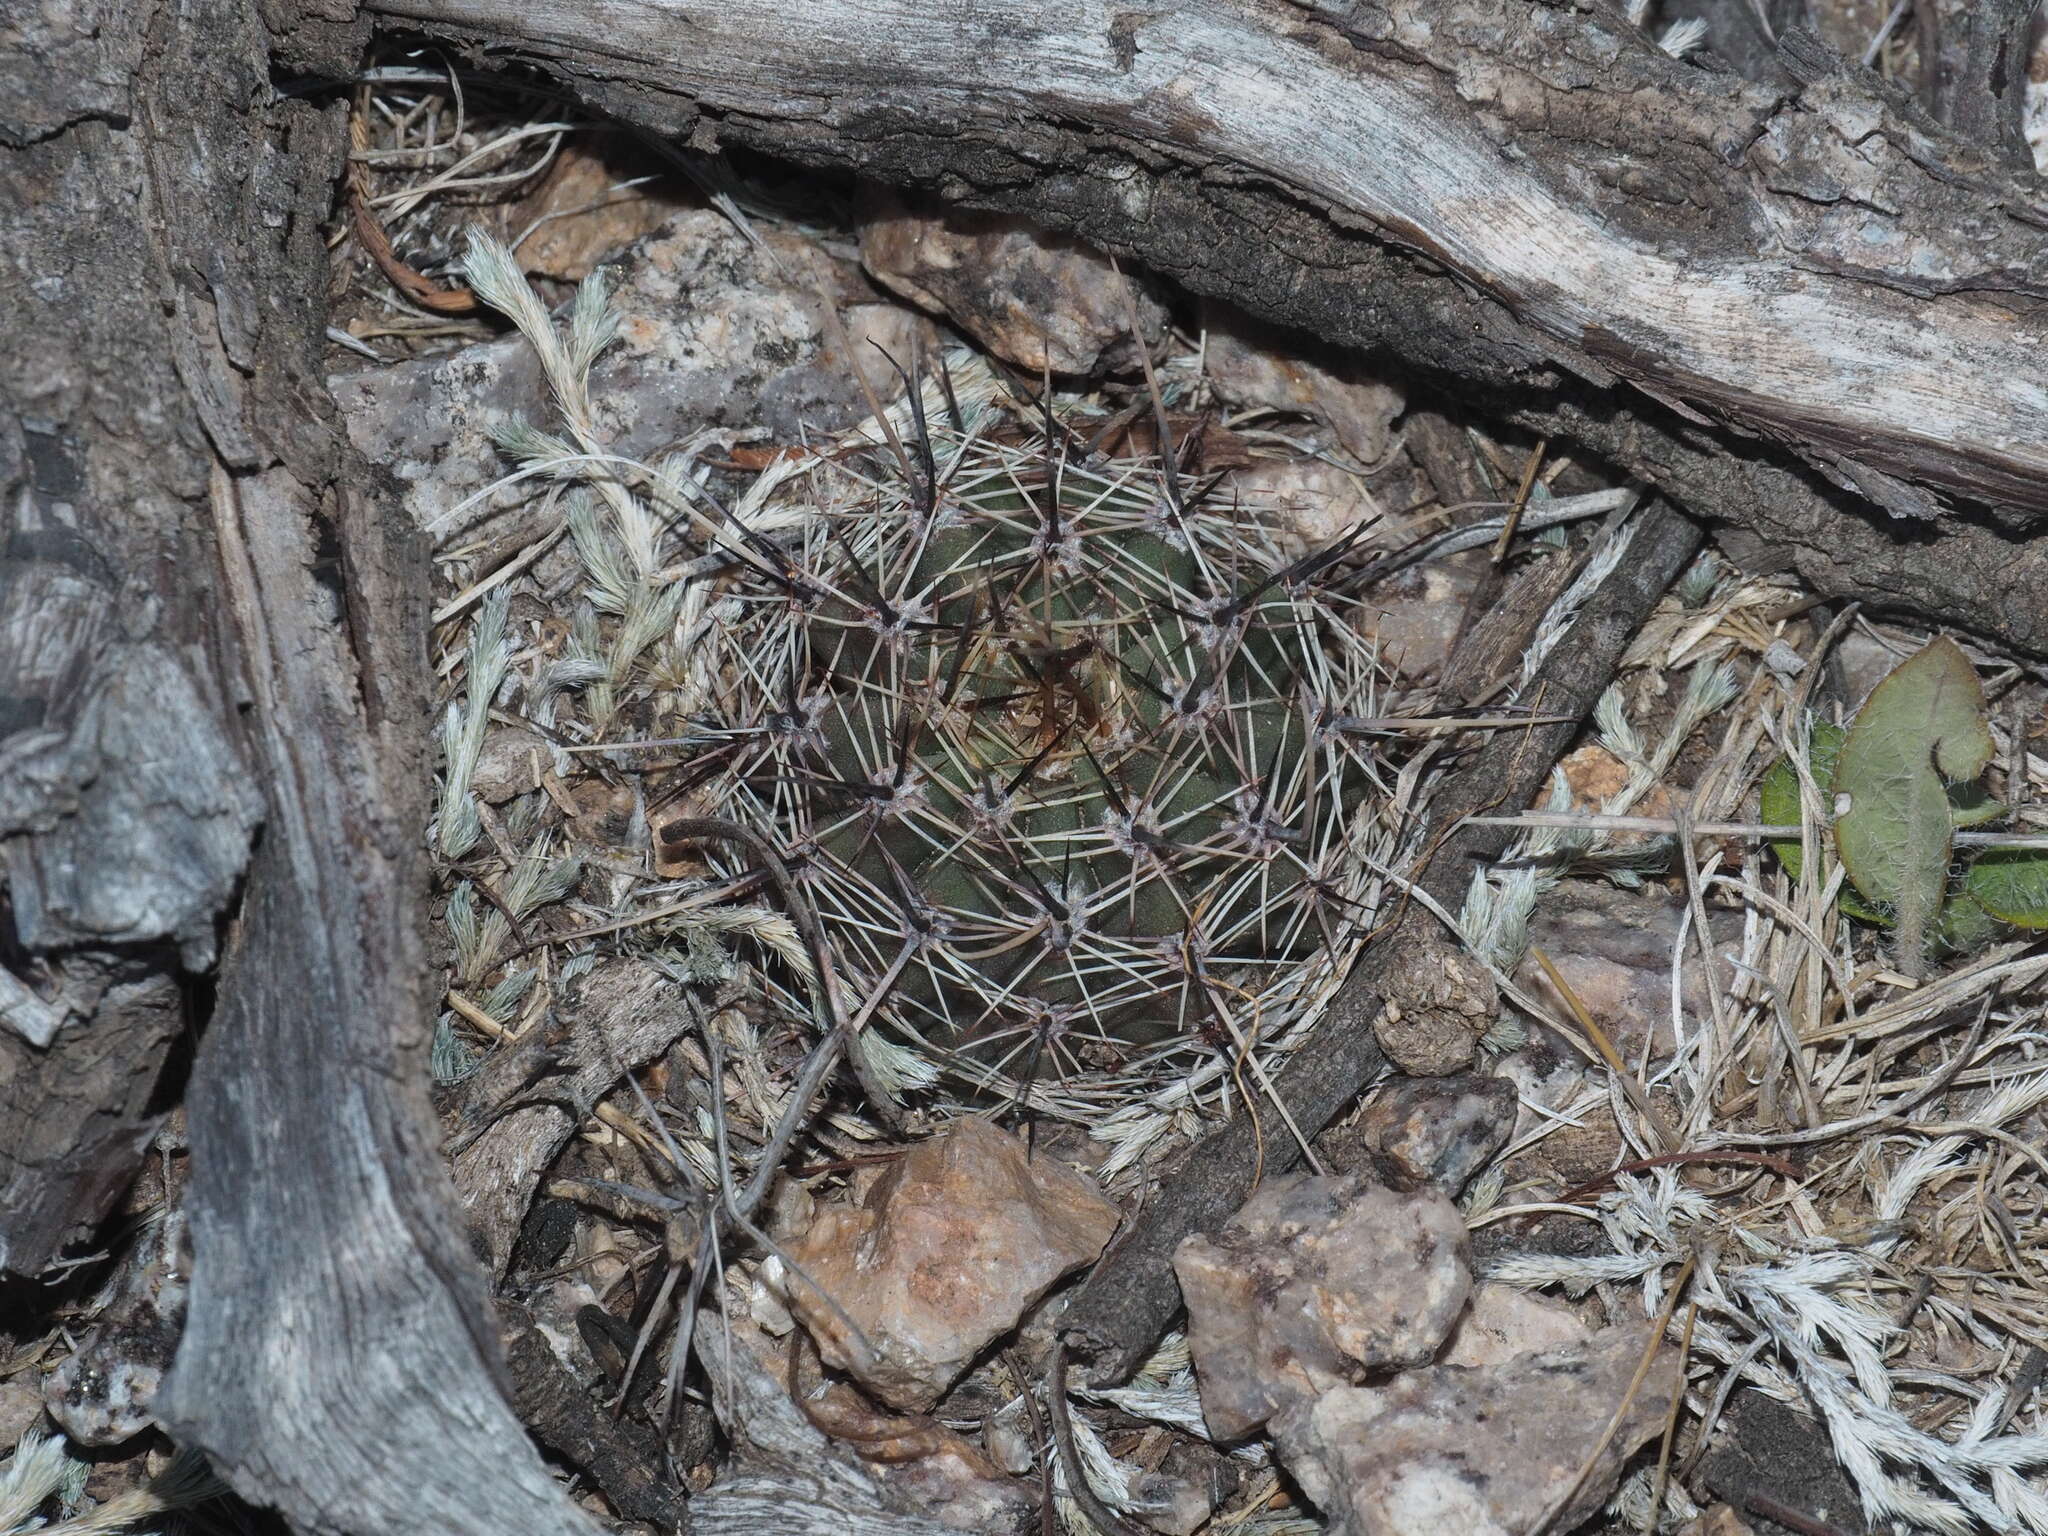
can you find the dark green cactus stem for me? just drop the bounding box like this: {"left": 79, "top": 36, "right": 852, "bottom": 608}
{"left": 699, "top": 406, "right": 1383, "bottom": 1095}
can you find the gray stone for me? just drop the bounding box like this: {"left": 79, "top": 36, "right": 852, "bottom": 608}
{"left": 1173, "top": 1165, "right": 1471, "bottom": 1440}
{"left": 1329, "top": 1072, "right": 1517, "bottom": 1197}
{"left": 1440, "top": 1282, "right": 1590, "bottom": 1370}
{"left": 1273, "top": 1321, "right": 1680, "bottom": 1536}
{"left": 331, "top": 208, "right": 934, "bottom": 535}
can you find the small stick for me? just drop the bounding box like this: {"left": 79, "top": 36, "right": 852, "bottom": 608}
{"left": 1490, "top": 436, "right": 1546, "bottom": 562}
{"left": 1739, "top": 1491, "right": 1855, "bottom": 1536}
{"left": 1642, "top": 1300, "right": 1697, "bottom": 1535}
{"left": 660, "top": 816, "right": 905, "bottom": 1130}
{"left": 1003, "top": 1348, "right": 1058, "bottom": 1536}
{"left": 1463, "top": 810, "right": 2048, "bottom": 849}
{"left": 1531, "top": 946, "right": 1679, "bottom": 1153}
{"left": 347, "top": 109, "right": 478, "bottom": 314}
{"left": 1046, "top": 1340, "right": 1152, "bottom": 1536}
{"left": 1557, "top": 1148, "right": 1798, "bottom": 1204}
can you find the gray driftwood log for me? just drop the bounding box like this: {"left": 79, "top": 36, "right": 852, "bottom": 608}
{"left": 3, "top": 3, "right": 2046, "bottom": 1536}
{"left": 374, "top": 0, "right": 2048, "bottom": 654}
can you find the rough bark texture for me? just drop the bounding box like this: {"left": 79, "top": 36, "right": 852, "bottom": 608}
{"left": 2, "top": 3, "right": 595, "bottom": 1534}
{"left": 450, "top": 958, "right": 692, "bottom": 1278}
{"left": 0, "top": 963, "right": 183, "bottom": 1274}
{"left": 374, "top": 0, "right": 2048, "bottom": 655}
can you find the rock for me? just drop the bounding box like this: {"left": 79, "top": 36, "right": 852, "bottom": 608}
{"left": 1361, "top": 555, "right": 1488, "bottom": 684}
{"left": 0, "top": 1376, "right": 46, "bottom": 1455}
{"left": 859, "top": 193, "right": 1166, "bottom": 376}
{"left": 1172, "top": 1164, "right": 1471, "bottom": 1440}
{"left": 1515, "top": 882, "right": 1734, "bottom": 1066}
{"left": 469, "top": 726, "right": 549, "bottom": 804}
{"left": 46, "top": 1209, "right": 187, "bottom": 1445}
{"left": 1274, "top": 1321, "right": 1681, "bottom": 1536}
{"left": 1372, "top": 939, "right": 1497, "bottom": 1076}
{"left": 483, "top": 142, "right": 688, "bottom": 283}
{"left": 1231, "top": 458, "right": 1377, "bottom": 552}
{"left": 1831, "top": 628, "right": 1903, "bottom": 713}
{"left": 982, "top": 1394, "right": 1035, "bottom": 1476}
{"left": 1554, "top": 742, "right": 1675, "bottom": 838}
{"left": 1125, "top": 1465, "right": 1215, "bottom": 1535}
{"left": 1323, "top": 1072, "right": 1516, "bottom": 1196}
{"left": 332, "top": 207, "right": 936, "bottom": 533}
{"left": 1440, "top": 1283, "right": 1589, "bottom": 1369}
{"left": 777, "top": 1118, "right": 1120, "bottom": 1412}
{"left": 692, "top": 1304, "right": 1036, "bottom": 1535}
{"left": 1203, "top": 311, "right": 1404, "bottom": 466}
{"left": 801, "top": 1377, "right": 1036, "bottom": 1528}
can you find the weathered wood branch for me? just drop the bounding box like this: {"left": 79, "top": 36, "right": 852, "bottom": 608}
{"left": 376, "top": 0, "right": 2048, "bottom": 652}
{"left": 3, "top": 3, "right": 598, "bottom": 1533}
{"left": 6, "top": 3, "right": 2046, "bottom": 1534}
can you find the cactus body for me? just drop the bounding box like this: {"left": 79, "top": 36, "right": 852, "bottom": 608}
{"left": 690, "top": 390, "right": 1386, "bottom": 1110}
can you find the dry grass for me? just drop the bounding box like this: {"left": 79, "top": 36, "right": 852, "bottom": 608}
{"left": 371, "top": 88, "right": 2048, "bottom": 1532}
{"left": 1468, "top": 598, "right": 2048, "bottom": 1532}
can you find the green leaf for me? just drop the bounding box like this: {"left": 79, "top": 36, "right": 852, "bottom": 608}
{"left": 1761, "top": 719, "right": 1840, "bottom": 884}
{"left": 1833, "top": 637, "right": 1995, "bottom": 968}
{"left": 1962, "top": 849, "right": 2048, "bottom": 928}
{"left": 1948, "top": 779, "right": 2006, "bottom": 829}
{"left": 1934, "top": 889, "right": 2008, "bottom": 953}
{"left": 1760, "top": 720, "right": 1890, "bottom": 925}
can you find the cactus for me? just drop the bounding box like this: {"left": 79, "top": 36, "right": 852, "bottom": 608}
{"left": 686, "top": 373, "right": 1391, "bottom": 1112}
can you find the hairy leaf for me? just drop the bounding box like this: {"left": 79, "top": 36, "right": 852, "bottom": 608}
{"left": 1834, "top": 637, "right": 1994, "bottom": 969}
{"left": 1963, "top": 850, "right": 2048, "bottom": 928}
{"left": 1760, "top": 720, "right": 1887, "bottom": 924}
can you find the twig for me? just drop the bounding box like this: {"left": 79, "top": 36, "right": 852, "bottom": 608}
{"left": 347, "top": 108, "right": 478, "bottom": 314}
{"left": 659, "top": 817, "right": 905, "bottom": 1130}
{"left": 1046, "top": 1340, "right": 1152, "bottom": 1536}
{"left": 1531, "top": 945, "right": 1678, "bottom": 1153}
{"left": 1643, "top": 1301, "right": 1698, "bottom": 1534}
{"left": 1489, "top": 436, "right": 1546, "bottom": 562}
{"left": 1461, "top": 810, "right": 2048, "bottom": 849}
{"left": 1709, "top": 993, "right": 1994, "bottom": 1150}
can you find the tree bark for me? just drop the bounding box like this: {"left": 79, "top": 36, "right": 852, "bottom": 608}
{"left": 376, "top": 0, "right": 2048, "bottom": 654}
{"left": 2, "top": 3, "right": 595, "bottom": 1534}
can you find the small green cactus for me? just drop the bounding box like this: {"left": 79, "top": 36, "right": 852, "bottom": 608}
{"left": 686, "top": 386, "right": 1389, "bottom": 1108}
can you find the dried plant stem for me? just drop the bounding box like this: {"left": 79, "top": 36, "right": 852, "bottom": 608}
{"left": 659, "top": 817, "right": 903, "bottom": 1130}
{"left": 1463, "top": 811, "right": 2048, "bottom": 849}
{"left": 1047, "top": 1340, "right": 1150, "bottom": 1536}
{"left": 1643, "top": 1301, "right": 1698, "bottom": 1534}
{"left": 1530, "top": 945, "right": 1678, "bottom": 1153}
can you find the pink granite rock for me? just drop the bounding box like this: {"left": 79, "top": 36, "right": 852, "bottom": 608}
{"left": 1173, "top": 1164, "right": 1471, "bottom": 1440}
{"left": 1274, "top": 1321, "right": 1680, "bottom": 1536}
{"left": 859, "top": 195, "right": 1167, "bottom": 376}
{"left": 1204, "top": 312, "right": 1404, "bottom": 465}
{"left": 779, "top": 1117, "right": 1120, "bottom": 1412}
{"left": 1440, "top": 1282, "right": 1590, "bottom": 1370}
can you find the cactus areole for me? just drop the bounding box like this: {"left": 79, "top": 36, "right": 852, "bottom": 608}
{"left": 692, "top": 402, "right": 1385, "bottom": 1107}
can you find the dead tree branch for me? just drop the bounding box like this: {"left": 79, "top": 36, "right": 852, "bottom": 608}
{"left": 378, "top": 0, "right": 2048, "bottom": 652}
